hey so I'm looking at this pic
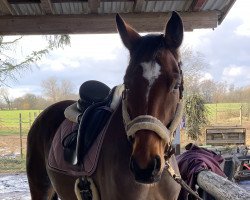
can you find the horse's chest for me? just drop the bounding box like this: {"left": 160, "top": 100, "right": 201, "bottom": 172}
{"left": 105, "top": 184, "right": 178, "bottom": 200}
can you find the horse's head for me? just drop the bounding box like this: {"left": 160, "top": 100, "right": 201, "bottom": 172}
{"left": 116, "top": 12, "right": 184, "bottom": 184}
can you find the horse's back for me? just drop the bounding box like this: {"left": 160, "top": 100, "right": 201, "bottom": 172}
{"left": 26, "top": 100, "right": 75, "bottom": 200}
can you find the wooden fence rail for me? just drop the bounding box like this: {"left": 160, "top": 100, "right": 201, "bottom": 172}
{"left": 197, "top": 170, "right": 250, "bottom": 200}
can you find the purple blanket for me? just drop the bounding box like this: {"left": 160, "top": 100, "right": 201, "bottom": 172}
{"left": 177, "top": 143, "right": 226, "bottom": 200}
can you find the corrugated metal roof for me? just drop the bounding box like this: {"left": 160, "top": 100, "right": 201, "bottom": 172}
{"left": 7, "top": 0, "right": 234, "bottom": 16}
{"left": 53, "top": 2, "right": 89, "bottom": 14}
{"left": 141, "top": 1, "right": 193, "bottom": 13}
{"left": 100, "top": 1, "right": 133, "bottom": 14}
{"left": 203, "top": 0, "right": 230, "bottom": 11}
{"left": 12, "top": 3, "right": 42, "bottom": 15}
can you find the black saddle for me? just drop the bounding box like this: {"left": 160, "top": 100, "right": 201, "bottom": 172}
{"left": 63, "top": 80, "right": 114, "bottom": 165}
{"left": 77, "top": 80, "right": 111, "bottom": 113}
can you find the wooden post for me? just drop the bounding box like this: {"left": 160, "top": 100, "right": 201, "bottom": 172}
{"left": 34, "top": 112, "right": 37, "bottom": 119}
{"left": 29, "top": 112, "right": 32, "bottom": 128}
{"left": 240, "top": 105, "right": 242, "bottom": 126}
{"left": 215, "top": 103, "right": 217, "bottom": 124}
{"left": 197, "top": 170, "right": 250, "bottom": 200}
{"left": 19, "top": 113, "right": 23, "bottom": 159}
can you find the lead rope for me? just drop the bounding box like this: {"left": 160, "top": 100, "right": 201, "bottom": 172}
{"left": 165, "top": 160, "right": 203, "bottom": 200}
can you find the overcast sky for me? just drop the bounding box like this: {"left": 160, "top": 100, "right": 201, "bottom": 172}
{"left": 5, "top": 0, "right": 250, "bottom": 99}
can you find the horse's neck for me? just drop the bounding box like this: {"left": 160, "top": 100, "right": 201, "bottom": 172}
{"left": 97, "top": 103, "right": 180, "bottom": 200}
{"left": 106, "top": 102, "right": 131, "bottom": 158}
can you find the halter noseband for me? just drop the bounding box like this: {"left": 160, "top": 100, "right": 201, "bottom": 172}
{"left": 122, "top": 98, "right": 183, "bottom": 145}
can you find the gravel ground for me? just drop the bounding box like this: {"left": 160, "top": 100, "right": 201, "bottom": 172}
{"left": 0, "top": 173, "right": 249, "bottom": 200}
{"left": 0, "top": 173, "right": 30, "bottom": 200}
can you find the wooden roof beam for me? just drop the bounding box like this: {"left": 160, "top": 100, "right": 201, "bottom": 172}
{"left": 40, "top": 0, "right": 54, "bottom": 14}
{"left": 0, "top": 11, "right": 219, "bottom": 35}
{"left": 0, "top": 0, "right": 16, "bottom": 15}
{"left": 88, "top": 0, "right": 100, "bottom": 14}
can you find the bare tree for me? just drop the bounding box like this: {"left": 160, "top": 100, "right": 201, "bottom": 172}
{"left": 212, "top": 81, "right": 227, "bottom": 103}
{"left": 199, "top": 80, "right": 214, "bottom": 103}
{"left": 59, "top": 79, "right": 76, "bottom": 100}
{"left": 41, "top": 77, "right": 59, "bottom": 102}
{"left": 0, "top": 87, "right": 12, "bottom": 109}
{"left": 41, "top": 77, "right": 77, "bottom": 103}
{"left": 181, "top": 45, "right": 208, "bottom": 96}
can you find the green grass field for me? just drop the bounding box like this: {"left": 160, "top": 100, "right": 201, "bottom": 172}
{"left": 206, "top": 103, "right": 246, "bottom": 111}
{"left": 206, "top": 103, "right": 243, "bottom": 117}
{"left": 205, "top": 103, "right": 249, "bottom": 125}
{"left": 0, "top": 110, "right": 41, "bottom": 135}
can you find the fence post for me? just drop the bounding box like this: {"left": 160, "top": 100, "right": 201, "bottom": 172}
{"left": 240, "top": 105, "right": 242, "bottom": 126}
{"left": 215, "top": 103, "right": 217, "bottom": 124}
{"left": 34, "top": 112, "right": 37, "bottom": 119}
{"left": 29, "top": 112, "right": 32, "bottom": 128}
{"left": 19, "top": 113, "right": 23, "bottom": 159}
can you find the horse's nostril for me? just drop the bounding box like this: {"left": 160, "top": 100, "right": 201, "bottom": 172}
{"left": 130, "top": 157, "right": 137, "bottom": 174}
{"left": 130, "top": 156, "right": 161, "bottom": 178}
{"left": 129, "top": 155, "right": 162, "bottom": 183}
{"left": 152, "top": 156, "right": 161, "bottom": 175}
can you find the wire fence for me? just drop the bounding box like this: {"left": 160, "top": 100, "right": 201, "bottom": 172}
{"left": 0, "top": 111, "right": 41, "bottom": 159}
{"left": 206, "top": 103, "right": 250, "bottom": 126}
{"left": 0, "top": 104, "right": 250, "bottom": 158}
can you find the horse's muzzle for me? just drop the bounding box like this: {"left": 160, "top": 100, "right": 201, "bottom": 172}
{"left": 130, "top": 156, "right": 162, "bottom": 184}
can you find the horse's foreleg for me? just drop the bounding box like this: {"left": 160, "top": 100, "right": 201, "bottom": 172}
{"left": 48, "top": 187, "right": 58, "bottom": 200}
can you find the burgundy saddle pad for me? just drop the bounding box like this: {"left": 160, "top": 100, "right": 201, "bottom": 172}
{"left": 48, "top": 117, "right": 111, "bottom": 177}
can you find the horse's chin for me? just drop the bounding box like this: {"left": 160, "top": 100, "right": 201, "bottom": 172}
{"left": 134, "top": 174, "right": 161, "bottom": 185}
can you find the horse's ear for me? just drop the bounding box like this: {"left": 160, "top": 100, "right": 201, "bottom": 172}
{"left": 164, "top": 11, "right": 184, "bottom": 49}
{"left": 116, "top": 14, "right": 140, "bottom": 50}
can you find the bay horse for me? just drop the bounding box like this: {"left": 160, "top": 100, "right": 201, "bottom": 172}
{"left": 27, "top": 11, "right": 184, "bottom": 200}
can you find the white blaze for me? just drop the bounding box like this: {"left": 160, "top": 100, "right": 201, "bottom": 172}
{"left": 141, "top": 62, "right": 161, "bottom": 102}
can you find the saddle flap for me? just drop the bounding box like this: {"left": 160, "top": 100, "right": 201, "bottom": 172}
{"left": 62, "top": 105, "right": 113, "bottom": 165}
{"left": 72, "top": 105, "right": 112, "bottom": 165}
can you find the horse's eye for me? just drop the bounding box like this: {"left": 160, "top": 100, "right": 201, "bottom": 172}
{"left": 173, "top": 75, "right": 181, "bottom": 90}
{"left": 174, "top": 83, "right": 180, "bottom": 90}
